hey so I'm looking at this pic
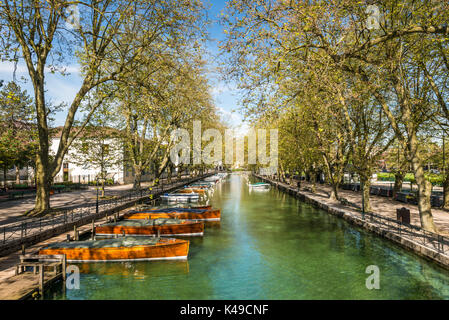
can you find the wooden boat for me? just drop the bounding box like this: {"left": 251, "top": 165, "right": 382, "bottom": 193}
{"left": 248, "top": 182, "right": 270, "bottom": 189}
{"left": 189, "top": 181, "right": 215, "bottom": 188}
{"left": 141, "top": 205, "right": 212, "bottom": 211}
{"left": 124, "top": 208, "right": 221, "bottom": 221}
{"left": 161, "top": 193, "right": 199, "bottom": 202}
{"left": 190, "top": 205, "right": 212, "bottom": 210}
{"left": 39, "top": 237, "right": 189, "bottom": 262}
{"left": 95, "top": 219, "right": 204, "bottom": 237}
{"left": 178, "top": 188, "right": 207, "bottom": 195}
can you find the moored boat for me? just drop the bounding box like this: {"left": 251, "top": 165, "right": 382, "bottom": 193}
{"left": 124, "top": 208, "right": 221, "bottom": 221}
{"left": 38, "top": 237, "right": 189, "bottom": 262}
{"left": 189, "top": 181, "right": 215, "bottom": 188}
{"left": 178, "top": 188, "right": 208, "bottom": 195}
{"left": 161, "top": 193, "right": 200, "bottom": 202}
{"left": 140, "top": 205, "right": 212, "bottom": 211}
{"left": 248, "top": 182, "right": 270, "bottom": 189}
{"left": 95, "top": 219, "right": 204, "bottom": 237}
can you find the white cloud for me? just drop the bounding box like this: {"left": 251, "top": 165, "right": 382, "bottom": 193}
{"left": 0, "top": 61, "right": 80, "bottom": 75}
{"left": 218, "top": 107, "right": 249, "bottom": 136}
{"left": 210, "top": 83, "right": 237, "bottom": 97}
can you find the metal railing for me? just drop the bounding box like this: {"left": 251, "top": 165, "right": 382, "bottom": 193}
{"left": 359, "top": 211, "right": 449, "bottom": 255}
{"left": 255, "top": 174, "right": 449, "bottom": 256}
{"left": 0, "top": 172, "right": 216, "bottom": 247}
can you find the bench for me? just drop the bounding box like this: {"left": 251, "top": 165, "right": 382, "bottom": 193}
{"left": 15, "top": 254, "right": 66, "bottom": 281}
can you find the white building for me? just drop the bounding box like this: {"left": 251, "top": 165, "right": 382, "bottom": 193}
{"left": 50, "top": 128, "right": 126, "bottom": 184}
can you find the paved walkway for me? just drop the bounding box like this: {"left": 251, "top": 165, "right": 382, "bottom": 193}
{"left": 0, "top": 212, "right": 113, "bottom": 286}
{"left": 0, "top": 173, "right": 212, "bottom": 297}
{"left": 292, "top": 180, "right": 449, "bottom": 236}
{"left": 0, "top": 178, "right": 182, "bottom": 227}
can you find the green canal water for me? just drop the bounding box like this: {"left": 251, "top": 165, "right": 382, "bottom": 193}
{"left": 47, "top": 173, "right": 449, "bottom": 299}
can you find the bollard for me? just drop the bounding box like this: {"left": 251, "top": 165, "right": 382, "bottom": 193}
{"left": 91, "top": 220, "right": 95, "bottom": 240}
{"left": 62, "top": 255, "right": 67, "bottom": 281}
{"left": 21, "top": 244, "right": 25, "bottom": 255}
{"left": 39, "top": 263, "right": 44, "bottom": 300}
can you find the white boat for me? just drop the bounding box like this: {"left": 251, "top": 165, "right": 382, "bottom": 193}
{"left": 161, "top": 193, "right": 200, "bottom": 202}
{"left": 248, "top": 182, "right": 270, "bottom": 189}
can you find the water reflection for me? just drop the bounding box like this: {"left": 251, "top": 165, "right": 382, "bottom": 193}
{"left": 47, "top": 173, "right": 449, "bottom": 300}
{"left": 76, "top": 260, "right": 190, "bottom": 278}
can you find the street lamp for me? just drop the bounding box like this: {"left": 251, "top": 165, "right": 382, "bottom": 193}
{"left": 443, "top": 133, "right": 446, "bottom": 177}
{"left": 361, "top": 179, "right": 365, "bottom": 221}
{"left": 96, "top": 177, "right": 99, "bottom": 215}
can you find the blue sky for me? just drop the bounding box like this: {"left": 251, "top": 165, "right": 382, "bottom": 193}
{"left": 0, "top": 0, "right": 246, "bottom": 133}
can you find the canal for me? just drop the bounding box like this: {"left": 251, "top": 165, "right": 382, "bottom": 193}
{"left": 47, "top": 173, "right": 449, "bottom": 299}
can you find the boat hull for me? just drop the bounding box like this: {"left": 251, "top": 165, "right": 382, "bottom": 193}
{"left": 124, "top": 209, "right": 221, "bottom": 221}
{"left": 178, "top": 188, "right": 207, "bottom": 195}
{"left": 161, "top": 195, "right": 199, "bottom": 202}
{"left": 95, "top": 221, "right": 204, "bottom": 237}
{"left": 39, "top": 239, "right": 189, "bottom": 262}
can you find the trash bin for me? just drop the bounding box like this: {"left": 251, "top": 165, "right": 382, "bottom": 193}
{"left": 396, "top": 207, "right": 410, "bottom": 224}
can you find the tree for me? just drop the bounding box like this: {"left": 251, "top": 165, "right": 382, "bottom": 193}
{"left": 0, "top": 0, "right": 208, "bottom": 215}
{"left": 221, "top": 0, "right": 449, "bottom": 232}
{"left": 0, "top": 81, "right": 37, "bottom": 186}
{"left": 70, "top": 104, "right": 122, "bottom": 197}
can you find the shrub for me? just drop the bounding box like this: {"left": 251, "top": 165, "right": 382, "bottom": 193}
{"left": 12, "top": 183, "right": 28, "bottom": 189}
{"left": 376, "top": 172, "right": 443, "bottom": 186}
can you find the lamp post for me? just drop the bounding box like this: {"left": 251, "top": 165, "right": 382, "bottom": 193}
{"left": 361, "top": 179, "right": 365, "bottom": 221}
{"left": 443, "top": 133, "right": 446, "bottom": 177}
{"left": 96, "top": 177, "right": 99, "bottom": 215}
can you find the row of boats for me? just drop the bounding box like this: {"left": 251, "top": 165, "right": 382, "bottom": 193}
{"left": 248, "top": 182, "right": 271, "bottom": 190}
{"left": 38, "top": 173, "right": 228, "bottom": 263}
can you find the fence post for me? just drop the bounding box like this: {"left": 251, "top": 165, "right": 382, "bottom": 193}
{"left": 39, "top": 263, "right": 44, "bottom": 299}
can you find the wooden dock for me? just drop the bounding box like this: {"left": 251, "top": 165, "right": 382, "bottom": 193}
{"left": 0, "top": 254, "right": 65, "bottom": 300}
{"left": 0, "top": 269, "right": 62, "bottom": 300}
{"left": 0, "top": 215, "right": 110, "bottom": 300}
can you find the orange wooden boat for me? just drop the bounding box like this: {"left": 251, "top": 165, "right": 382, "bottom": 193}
{"left": 95, "top": 219, "right": 204, "bottom": 237}
{"left": 192, "top": 205, "right": 212, "bottom": 210}
{"left": 39, "top": 237, "right": 189, "bottom": 262}
{"left": 141, "top": 205, "right": 212, "bottom": 211}
{"left": 178, "top": 188, "right": 207, "bottom": 195}
{"left": 123, "top": 209, "right": 221, "bottom": 221}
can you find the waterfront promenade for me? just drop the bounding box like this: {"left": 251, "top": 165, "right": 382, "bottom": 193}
{"left": 296, "top": 180, "right": 449, "bottom": 236}
{"left": 254, "top": 174, "right": 449, "bottom": 269}
{"left": 0, "top": 179, "right": 177, "bottom": 227}
{"left": 0, "top": 173, "right": 213, "bottom": 299}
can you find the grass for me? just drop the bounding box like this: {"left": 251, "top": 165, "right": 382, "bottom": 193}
{"left": 376, "top": 172, "right": 444, "bottom": 186}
